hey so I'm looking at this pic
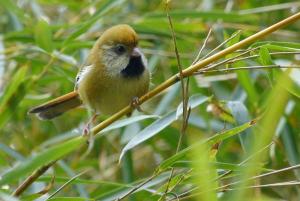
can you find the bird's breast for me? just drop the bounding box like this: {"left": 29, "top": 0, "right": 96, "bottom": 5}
{"left": 77, "top": 67, "right": 149, "bottom": 115}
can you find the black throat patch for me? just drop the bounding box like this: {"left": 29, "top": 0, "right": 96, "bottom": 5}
{"left": 121, "top": 56, "right": 145, "bottom": 78}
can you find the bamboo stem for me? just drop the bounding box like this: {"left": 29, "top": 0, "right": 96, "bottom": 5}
{"left": 92, "top": 12, "right": 300, "bottom": 135}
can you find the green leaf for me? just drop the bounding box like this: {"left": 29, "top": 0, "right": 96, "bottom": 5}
{"left": 38, "top": 176, "right": 128, "bottom": 187}
{"left": 0, "top": 143, "right": 24, "bottom": 161}
{"left": 176, "top": 95, "right": 210, "bottom": 119}
{"left": 0, "top": 65, "right": 29, "bottom": 129}
{"left": 225, "top": 31, "right": 258, "bottom": 104}
{"left": 0, "top": 192, "right": 20, "bottom": 201}
{"left": 237, "top": 71, "right": 258, "bottom": 103}
{"left": 0, "top": 0, "right": 26, "bottom": 23}
{"left": 251, "top": 41, "right": 300, "bottom": 51}
{"left": 0, "top": 66, "right": 28, "bottom": 108}
{"left": 34, "top": 19, "right": 53, "bottom": 52}
{"left": 274, "top": 70, "right": 300, "bottom": 99}
{"left": 258, "top": 46, "right": 273, "bottom": 65}
{"left": 146, "top": 10, "right": 259, "bottom": 22}
{"left": 119, "top": 112, "right": 174, "bottom": 161}
{"left": 100, "top": 115, "right": 160, "bottom": 134}
{"left": 63, "top": 0, "right": 126, "bottom": 45}
{"left": 227, "top": 101, "right": 252, "bottom": 152}
{"left": 154, "top": 83, "right": 180, "bottom": 115}
{"left": 21, "top": 193, "right": 44, "bottom": 201}
{"left": 224, "top": 30, "right": 241, "bottom": 48}
{"left": 48, "top": 198, "right": 94, "bottom": 201}
{"left": 230, "top": 69, "right": 293, "bottom": 201}
{"left": 120, "top": 95, "right": 209, "bottom": 160}
{"left": 158, "top": 120, "right": 256, "bottom": 171}
{"left": 95, "top": 172, "right": 170, "bottom": 200}
{"left": 0, "top": 137, "right": 85, "bottom": 185}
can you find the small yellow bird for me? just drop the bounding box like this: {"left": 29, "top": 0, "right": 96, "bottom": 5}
{"left": 29, "top": 24, "right": 150, "bottom": 126}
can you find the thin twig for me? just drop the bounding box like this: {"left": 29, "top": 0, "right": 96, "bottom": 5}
{"left": 216, "top": 142, "right": 274, "bottom": 181}
{"left": 117, "top": 174, "right": 157, "bottom": 200}
{"left": 168, "top": 142, "right": 274, "bottom": 201}
{"left": 230, "top": 181, "right": 300, "bottom": 189}
{"left": 46, "top": 170, "right": 88, "bottom": 200}
{"left": 166, "top": 192, "right": 180, "bottom": 201}
{"left": 194, "top": 49, "right": 300, "bottom": 75}
{"left": 196, "top": 65, "right": 300, "bottom": 74}
{"left": 220, "top": 164, "right": 300, "bottom": 189}
{"left": 192, "top": 28, "right": 212, "bottom": 64}
{"left": 195, "top": 47, "right": 260, "bottom": 73}
{"left": 201, "top": 30, "right": 241, "bottom": 60}
{"left": 172, "top": 163, "right": 300, "bottom": 200}
{"left": 161, "top": 2, "right": 189, "bottom": 199}
{"left": 227, "top": 51, "right": 300, "bottom": 64}
{"left": 12, "top": 160, "right": 57, "bottom": 196}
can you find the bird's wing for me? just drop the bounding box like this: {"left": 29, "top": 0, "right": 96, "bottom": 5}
{"left": 75, "top": 65, "right": 93, "bottom": 90}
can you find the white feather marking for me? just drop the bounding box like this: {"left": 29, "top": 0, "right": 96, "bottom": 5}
{"left": 101, "top": 48, "right": 129, "bottom": 77}
{"left": 75, "top": 65, "right": 93, "bottom": 88}
{"left": 135, "top": 47, "right": 148, "bottom": 69}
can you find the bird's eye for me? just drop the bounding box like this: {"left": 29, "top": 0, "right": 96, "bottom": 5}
{"left": 115, "top": 45, "right": 126, "bottom": 55}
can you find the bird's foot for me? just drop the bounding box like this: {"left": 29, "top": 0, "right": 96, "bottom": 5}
{"left": 82, "top": 114, "right": 98, "bottom": 137}
{"left": 130, "top": 97, "right": 144, "bottom": 112}
{"left": 128, "top": 97, "right": 150, "bottom": 116}
{"left": 83, "top": 126, "right": 90, "bottom": 137}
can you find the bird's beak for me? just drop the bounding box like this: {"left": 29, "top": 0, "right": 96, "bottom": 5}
{"left": 131, "top": 47, "right": 142, "bottom": 58}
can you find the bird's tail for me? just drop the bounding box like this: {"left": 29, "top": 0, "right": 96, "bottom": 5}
{"left": 28, "top": 91, "right": 82, "bottom": 120}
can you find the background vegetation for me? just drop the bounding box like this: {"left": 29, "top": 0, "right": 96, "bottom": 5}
{"left": 0, "top": 0, "right": 300, "bottom": 200}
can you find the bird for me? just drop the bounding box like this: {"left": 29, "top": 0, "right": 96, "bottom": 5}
{"left": 28, "top": 24, "right": 150, "bottom": 131}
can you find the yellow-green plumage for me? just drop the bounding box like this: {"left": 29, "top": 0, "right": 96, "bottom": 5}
{"left": 78, "top": 68, "right": 149, "bottom": 114}
{"left": 78, "top": 24, "right": 150, "bottom": 114}
{"left": 29, "top": 24, "right": 150, "bottom": 119}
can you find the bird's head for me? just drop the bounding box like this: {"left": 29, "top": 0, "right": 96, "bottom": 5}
{"left": 91, "top": 24, "right": 147, "bottom": 78}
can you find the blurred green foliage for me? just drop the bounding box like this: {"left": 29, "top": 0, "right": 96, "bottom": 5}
{"left": 0, "top": 0, "right": 300, "bottom": 200}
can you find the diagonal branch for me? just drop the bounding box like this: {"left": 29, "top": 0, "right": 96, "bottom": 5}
{"left": 91, "top": 12, "right": 300, "bottom": 136}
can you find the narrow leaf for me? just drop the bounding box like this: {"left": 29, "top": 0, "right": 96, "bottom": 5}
{"left": 0, "top": 137, "right": 85, "bottom": 185}
{"left": 120, "top": 95, "right": 209, "bottom": 160}
{"left": 259, "top": 46, "right": 273, "bottom": 65}
{"left": 147, "top": 10, "right": 258, "bottom": 22}
{"left": 34, "top": 19, "right": 53, "bottom": 52}
{"left": 100, "top": 115, "right": 160, "bottom": 134}
{"left": 227, "top": 101, "right": 252, "bottom": 152}
{"left": 158, "top": 120, "right": 256, "bottom": 171}
{"left": 0, "top": 65, "right": 28, "bottom": 129}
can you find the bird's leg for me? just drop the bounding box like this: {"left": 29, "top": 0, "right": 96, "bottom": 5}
{"left": 83, "top": 113, "right": 98, "bottom": 136}
{"left": 131, "top": 97, "right": 143, "bottom": 112}
{"left": 128, "top": 97, "right": 150, "bottom": 117}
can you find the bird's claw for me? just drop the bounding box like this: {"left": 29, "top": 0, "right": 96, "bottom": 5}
{"left": 131, "top": 97, "right": 143, "bottom": 112}
{"left": 82, "top": 114, "right": 98, "bottom": 138}
{"left": 83, "top": 126, "right": 90, "bottom": 137}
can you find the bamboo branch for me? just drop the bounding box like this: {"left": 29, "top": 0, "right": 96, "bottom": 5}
{"left": 91, "top": 12, "right": 300, "bottom": 136}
